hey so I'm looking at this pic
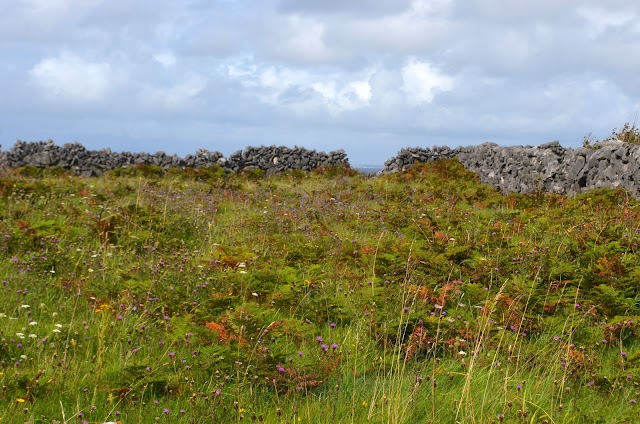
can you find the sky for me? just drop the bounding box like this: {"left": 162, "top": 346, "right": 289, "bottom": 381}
{"left": 1, "top": 0, "right": 640, "bottom": 165}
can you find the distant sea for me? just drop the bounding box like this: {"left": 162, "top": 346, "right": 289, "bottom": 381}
{"left": 354, "top": 165, "right": 383, "bottom": 174}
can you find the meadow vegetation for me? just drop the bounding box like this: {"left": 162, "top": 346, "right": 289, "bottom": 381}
{"left": 2, "top": 159, "right": 640, "bottom": 423}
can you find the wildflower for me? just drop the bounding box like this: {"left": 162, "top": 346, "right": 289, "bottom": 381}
{"left": 168, "top": 352, "right": 176, "bottom": 358}
{"left": 516, "top": 384, "right": 522, "bottom": 391}
{"left": 298, "top": 351, "right": 303, "bottom": 357}
{"left": 329, "top": 322, "right": 336, "bottom": 328}
{"left": 331, "top": 343, "right": 339, "bottom": 350}
{"left": 588, "top": 381, "right": 595, "bottom": 387}
{"left": 622, "top": 351, "right": 627, "bottom": 358}
{"left": 21, "top": 304, "right": 30, "bottom": 309}
{"left": 631, "top": 399, "right": 637, "bottom": 405}
{"left": 316, "top": 336, "right": 323, "bottom": 343}
{"left": 16, "top": 398, "right": 25, "bottom": 403}
{"left": 29, "top": 321, "right": 37, "bottom": 326}
{"left": 276, "top": 365, "right": 285, "bottom": 374}
{"left": 321, "top": 344, "right": 329, "bottom": 352}
{"left": 163, "top": 408, "right": 170, "bottom": 414}
{"left": 16, "top": 333, "right": 25, "bottom": 339}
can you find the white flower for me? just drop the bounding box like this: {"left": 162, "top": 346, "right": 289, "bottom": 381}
{"left": 20, "top": 305, "right": 30, "bottom": 309}
{"left": 55, "top": 324, "right": 63, "bottom": 328}
{"left": 0, "top": 313, "right": 6, "bottom": 318}
{"left": 16, "top": 333, "right": 25, "bottom": 338}
{"left": 20, "top": 355, "right": 27, "bottom": 360}
{"left": 29, "top": 321, "right": 37, "bottom": 326}
{"left": 28, "top": 334, "right": 38, "bottom": 338}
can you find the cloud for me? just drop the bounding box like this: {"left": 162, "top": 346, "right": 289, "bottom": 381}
{"left": 401, "top": 59, "right": 454, "bottom": 105}
{"left": 153, "top": 51, "right": 177, "bottom": 67}
{"left": 577, "top": 6, "right": 639, "bottom": 39}
{"left": 224, "top": 59, "right": 375, "bottom": 115}
{"left": 140, "top": 73, "right": 207, "bottom": 109}
{"left": 258, "top": 14, "right": 345, "bottom": 64}
{"left": 29, "top": 52, "right": 118, "bottom": 102}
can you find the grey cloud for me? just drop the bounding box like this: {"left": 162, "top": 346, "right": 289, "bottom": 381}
{"left": 276, "top": 0, "right": 414, "bottom": 17}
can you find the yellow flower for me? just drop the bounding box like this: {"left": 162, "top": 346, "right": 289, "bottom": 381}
{"left": 362, "top": 401, "right": 368, "bottom": 407}
{"left": 16, "top": 398, "right": 26, "bottom": 403}
{"left": 96, "top": 304, "right": 115, "bottom": 314}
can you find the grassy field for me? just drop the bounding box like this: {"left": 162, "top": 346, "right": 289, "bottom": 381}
{"left": 2, "top": 160, "right": 640, "bottom": 423}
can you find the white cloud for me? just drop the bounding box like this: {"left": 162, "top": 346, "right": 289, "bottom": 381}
{"left": 577, "top": 6, "right": 638, "bottom": 38}
{"left": 401, "top": 59, "right": 454, "bottom": 105}
{"left": 153, "top": 51, "right": 177, "bottom": 67}
{"left": 140, "top": 73, "right": 207, "bottom": 109}
{"left": 260, "top": 15, "right": 345, "bottom": 64}
{"left": 29, "top": 52, "right": 116, "bottom": 102}
{"left": 225, "top": 60, "right": 373, "bottom": 115}
{"left": 311, "top": 80, "right": 372, "bottom": 114}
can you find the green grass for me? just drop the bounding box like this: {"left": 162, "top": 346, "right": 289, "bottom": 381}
{"left": 2, "top": 160, "right": 640, "bottom": 423}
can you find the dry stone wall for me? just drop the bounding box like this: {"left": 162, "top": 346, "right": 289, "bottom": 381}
{"left": 382, "top": 141, "right": 640, "bottom": 197}
{"left": 0, "top": 141, "right": 349, "bottom": 177}
{"left": 4, "top": 140, "right": 640, "bottom": 196}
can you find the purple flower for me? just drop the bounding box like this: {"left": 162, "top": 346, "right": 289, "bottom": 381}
{"left": 276, "top": 365, "right": 285, "bottom": 374}
{"left": 329, "top": 322, "right": 336, "bottom": 328}
{"left": 316, "top": 336, "right": 323, "bottom": 343}
{"left": 622, "top": 351, "right": 627, "bottom": 358}
{"left": 588, "top": 381, "right": 595, "bottom": 387}
{"left": 168, "top": 352, "right": 176, "bottom": 358}
{"left": 297, "top": 351, "right": 303, "bottom": 357}
{"left": 516, "top": 384, "right": 522, "bottom": 391}
{"left": 321, "top": 344, "right": 328, "bottom": 352}
{"left": 163, "top": 408, "right": 170, "bottom": 414}
{"left": 331, "top": 343, "right": 339, "bottom": 350}
{"left": 631, "top": 399, "right": 637, "bottom": 405}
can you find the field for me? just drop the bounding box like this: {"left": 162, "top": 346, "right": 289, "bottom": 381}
{"left": 2, "top": 160, "right": 640, "bottom": 423}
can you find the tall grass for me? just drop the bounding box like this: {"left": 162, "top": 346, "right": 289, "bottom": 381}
{"left": 1, "top": 161, "right": 640, "bottom": 423}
